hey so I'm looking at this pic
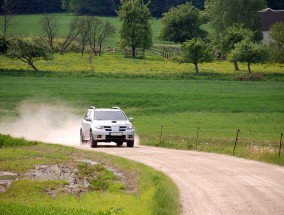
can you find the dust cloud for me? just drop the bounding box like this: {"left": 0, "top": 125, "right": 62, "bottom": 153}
{"left": 0, "top": 102, "right": 82, "bottom": 146}
{"left": 0, "top": 102, "right": 140, "bottom": 146}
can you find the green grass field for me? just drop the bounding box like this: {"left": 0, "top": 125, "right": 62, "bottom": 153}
{"left": 0, "top": 75, "right": 283, "bottom": 136}
{"left": 0, "top": 13, "right": 174, "bottom": 47}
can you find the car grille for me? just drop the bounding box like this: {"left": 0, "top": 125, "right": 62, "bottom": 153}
{"left": 103, "top": 126, "right": 127, "bottom": 132}
{"left": 104, "top": 126, "right": 112, "bottom": 131}
{"left": 119, "top": 126, "right": 126, "bottom": 131}
{"left": 106, "top": 135, "right": 126, "bottom": 140}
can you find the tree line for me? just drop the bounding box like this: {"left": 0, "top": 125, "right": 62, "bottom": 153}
{"left": 2, "top": 0, "right": 283, "bottom": 16}
{"left": 0, "top": 0, "right": 206, "bottom": 16}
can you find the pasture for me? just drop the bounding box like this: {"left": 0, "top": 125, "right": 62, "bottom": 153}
{"left": 0, "top": 75, "right": 283, "bottom": 157}
{"left": 0, "top": 13, "right": 173, "bottom": 47}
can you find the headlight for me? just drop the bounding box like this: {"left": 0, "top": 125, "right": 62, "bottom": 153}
{"left": 127, "top": 125, "right": 134, "bottom": 130}
{"left": 95, "top": 125, "right": 103, "bottom": 129}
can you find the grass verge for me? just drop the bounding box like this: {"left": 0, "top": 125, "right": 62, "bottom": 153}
{"left": 0, "top": 135, "right": 180, "bottom": 215}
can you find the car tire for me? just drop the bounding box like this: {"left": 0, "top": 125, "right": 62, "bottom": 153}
{"left": 127, "top": 141, "right": 134, "bottom": 148}
{"left": 90, "top": 131, "right": 97, "bottom": 148}
{"left": 80, "top": 129, "right": 84, "bottom": 145}
{"left": 116, "top": 141, "right": 123, "bottom": 147}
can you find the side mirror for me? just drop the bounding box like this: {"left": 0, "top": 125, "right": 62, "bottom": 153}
{"left": 85, "top": 117, "right": 92, "bottom": 122}
{"left": 129, "top": 117, "right": 134, "bottom": 122}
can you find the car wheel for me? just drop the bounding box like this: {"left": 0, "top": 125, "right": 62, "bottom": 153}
{"left": 116, "top": 141, "right": 123, "bottom": 147}
{"left": 90, "top": 131, "right": 97, "bottom": 148}
{"left": 80, "top": 129, "right": 84, "bottom": 145}
{"left": 127, "top": 141, "right": 134, "bottom": 147}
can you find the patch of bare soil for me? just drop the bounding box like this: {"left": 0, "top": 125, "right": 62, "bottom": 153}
{"left": 0, "top": 159, "right": 137, "bottom": 198}
{"left": 0, "top": 172, "right": 18, "bottom": 192}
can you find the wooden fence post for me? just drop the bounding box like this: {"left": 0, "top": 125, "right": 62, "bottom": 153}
{"left": 233, "top": 129, "right": 240, "bottom": 155}
{"left": 279, "top": 133, "right": 283, "bottom": 157}
{"left": 196, "top": 127, "right": 200, "bottom": 149}
{"left": 159, "top": 125, "right": 163, "bottom": 145}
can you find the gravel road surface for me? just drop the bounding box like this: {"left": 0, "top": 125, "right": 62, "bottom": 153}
{"left": 76, "top": 144, "right": 284, "bottom": 215}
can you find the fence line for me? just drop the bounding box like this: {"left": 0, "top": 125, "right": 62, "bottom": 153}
{"left": 137, "top": 125, "right": 283, "bottom": 156}
{"left": 136, "top": 125, "right": 281, "bottom": 137}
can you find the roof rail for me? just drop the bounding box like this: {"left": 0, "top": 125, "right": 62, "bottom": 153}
{"left": 112, "top": 106, "right": 121, "bottom": 110}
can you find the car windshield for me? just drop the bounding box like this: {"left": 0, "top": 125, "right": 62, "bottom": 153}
{"left": 94, "top": 111, "right": 127, "bottom": 121}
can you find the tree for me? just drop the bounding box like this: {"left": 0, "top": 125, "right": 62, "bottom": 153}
{"left": 148, "top": 0, "right": 205, "bottom": 17}
{"left": 61, "top": 0, "right": 119, "bottom": 16}
{"left": 40, "top": 14, "right": 59, "bottom": 53}
{"left": 89, "top": 16, "right": 103, "bottom": 56}
{"left": 180, "top": 38, "right": 213, "bottom": 74}
{"left": 87, "top": 17, "right": 115, "bottom": 56}
{"left": 78, "top": 17, "right": 91, "bottom": 56}
{"left": 1, "top": 0, "right": 16, "bottom": 38}
{"left": 159, "top": 2, "right": 207, "bottom": 44}
{"left": 60, "top": 17, "right": 80, "bottom": 55}
{"left": 205, "top": 0, "right": 266, "bottom": 41}
{"left": 97, "top": 20, "right": 115, "bottom": 55}
{"left": 267, "top": 0, "right": 284, "bottom": 10}
{"left": 60, "top": 0, "right": 206, "bottom": 17}
{"left": 3, "top": 0, "right": 63, "bottom": 14}
{"left": 8, "top": 38, "right": 53, "bottom": 72}
{"left": 219, "top": 23, "right": 254, "bottom": 70}
{"left": 117, "top": 0, "right": 152, "bottom": 58}
{"left": 0, "top": 34, "right": 9, "bottom": 54}
{"left": 269, "top": 22, "right": 284, "bottom": 63}
{"left": 228, "top": 39, "right": 268, "bottom": 73}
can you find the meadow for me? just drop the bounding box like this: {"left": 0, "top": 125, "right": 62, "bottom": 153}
{"left": 0, "top": 13, "right": 174, "bottom": 47}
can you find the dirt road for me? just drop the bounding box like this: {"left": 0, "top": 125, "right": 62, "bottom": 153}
{"left": 76, "top": 144, "right": 284, "bottom": 215}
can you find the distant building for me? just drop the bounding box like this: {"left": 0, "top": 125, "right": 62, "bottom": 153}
{"left": 258, "top": 8, "right": 284, "bottom": 42}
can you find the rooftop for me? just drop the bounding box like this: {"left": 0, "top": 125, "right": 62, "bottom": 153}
{"left": 258, "top": 8, "right": 284, "bottom": 30}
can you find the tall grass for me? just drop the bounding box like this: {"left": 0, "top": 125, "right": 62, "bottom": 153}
{"left": 140, "top": 133, "right": 284, "bottom": 166}
{"left": 0, "top": 134, "right": 38, "bottom": 148}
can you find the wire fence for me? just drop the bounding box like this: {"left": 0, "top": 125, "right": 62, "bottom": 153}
{"left": 136, "top": 125, "right": 283, "bottom": 158}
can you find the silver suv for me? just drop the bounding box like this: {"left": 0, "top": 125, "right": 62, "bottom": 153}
{"left": 80, "top": 106, "right": 135, "bottom": 148}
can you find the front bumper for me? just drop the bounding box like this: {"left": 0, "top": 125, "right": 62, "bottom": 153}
{"left": 91, "top": 129, "right": 135, "bottom": 142}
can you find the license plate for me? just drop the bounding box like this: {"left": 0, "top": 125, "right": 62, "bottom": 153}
{"left": 110, "top": 132, "right": 123, "bottom": 136}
